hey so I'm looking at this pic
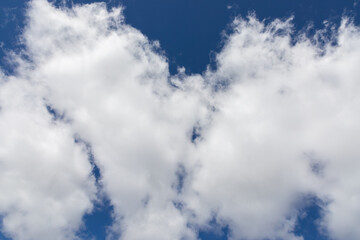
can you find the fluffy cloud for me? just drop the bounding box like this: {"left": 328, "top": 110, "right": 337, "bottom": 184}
{"left": 19, "top": 1, "right": 206, "bottom": 239}
{"left": 0, "top": 75, "right": 96, "bottom": 240}
{"left": 186, "top": 16, "right": 360, "bottom": 240}
{"left": 1, "top": 1, "right": 360, "bottom": 240}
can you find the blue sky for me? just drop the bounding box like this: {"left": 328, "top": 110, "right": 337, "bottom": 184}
{"left": 1, "top": 0, "right": 359, "bottom": 74}
{"left": 1, "top": 1, "right": 360, "bottom": 240}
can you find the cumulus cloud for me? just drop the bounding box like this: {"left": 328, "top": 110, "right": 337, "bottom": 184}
{"left": 16, "top": 0, "right": 206, "bottom": 239}
{"left": 186, "top": 16, "right": 360, "bottom": 240}
{"left": 1, "top": 0, "right": 360, "bottom": 240}
{"left": 0, "top": 75, "right": 96, "bottom": 240}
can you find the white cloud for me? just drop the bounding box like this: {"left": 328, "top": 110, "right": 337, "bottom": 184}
{"left": 185, "top": 16, "right": 360, "bottom": 240}
{"left": 1, "top": 1, "right": 360, "bottom": 240}
{"left": 18, "top": 0, "right": 206, "bottom": 239}
{"left": 0, "top": 76, "right": 96, "bottom": 240}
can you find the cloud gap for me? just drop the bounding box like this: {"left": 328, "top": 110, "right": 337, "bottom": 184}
{"left": 74, "top": 136, "right": 102, "bottom": 183}
{"left": 293, "top": 196, "right": 329, "bottom": 240}
{"left": 46, "top": 104, "right": 66, "bottom": 121}
{"left": 73, "top": 135, "right": 117, "bottom": 240}
{"left": 79, "top": 196, "right": 116, "bottom": 240}
{"left": 198, "top": 217, "right": 230, "bottom": 240}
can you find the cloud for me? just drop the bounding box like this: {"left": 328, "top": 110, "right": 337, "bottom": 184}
{"left": 15, "top": 0, "right": 206, "bottom": 239}
{"left": 185, "top": 16, "right": 360, "bottom": 240}
{"left": 0, "top": 75, "right": 96, "bottom": 240}
{"left": 1, "top": 1, "right": 360, "bottom": 240}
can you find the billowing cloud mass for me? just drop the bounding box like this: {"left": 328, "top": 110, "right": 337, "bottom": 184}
{"left": 0, "top": 70, "right": 96, "bottom": 239}
{"left": 185, "top": 17, "right": 360, "bottom": 240}
{"left": 1, "top": 0, "right": 360, "bottom": 240}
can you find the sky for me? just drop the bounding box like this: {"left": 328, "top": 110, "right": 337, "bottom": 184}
{"left": 0, "top": 0, "right": 360, "bottom": 240}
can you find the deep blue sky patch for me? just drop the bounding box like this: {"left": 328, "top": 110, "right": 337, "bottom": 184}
{"left": 79, "top": 197, "right": 115, "bottom": 240}
{"left": 1, "top": 0, "right": 359, "bottom": 74}
{"left": 294, "top": 197, "right": 328, "bottom": 240}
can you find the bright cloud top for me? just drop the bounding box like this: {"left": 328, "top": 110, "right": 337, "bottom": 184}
{"left": 1, "top": 0, "right": 360, "bottom": 240}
